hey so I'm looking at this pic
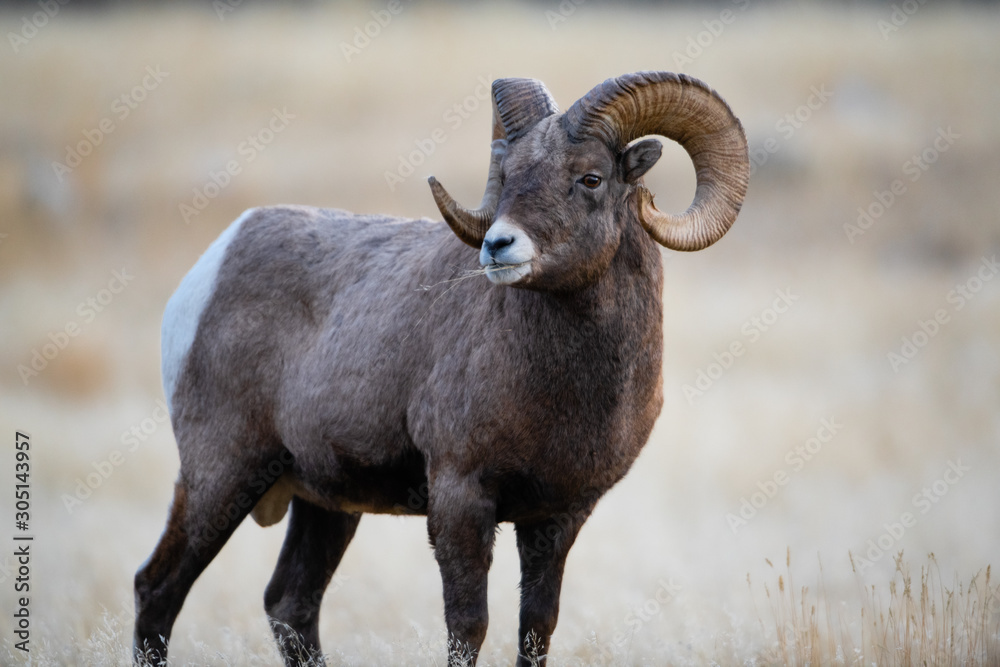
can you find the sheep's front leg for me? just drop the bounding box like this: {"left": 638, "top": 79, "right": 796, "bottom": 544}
{"left": 513, "top": 512, "right": 589, "bottom": 666}
{"left": 427, "top": 473, "right": 497, "bottom": 666}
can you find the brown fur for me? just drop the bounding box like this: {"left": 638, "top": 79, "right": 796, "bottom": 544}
{"left": 135, "top": 104, "right": 670, "bottom": 667}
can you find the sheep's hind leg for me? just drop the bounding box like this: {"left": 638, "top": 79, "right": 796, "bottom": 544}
{"left": 264, "top": 497, "right": 361, "bottom": 666}
{"left": 133, "top": 447, "right": 283, "bottom": 665}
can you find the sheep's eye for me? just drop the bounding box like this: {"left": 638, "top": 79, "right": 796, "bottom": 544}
{"left": 581, "top": 174, "right": 602, "bottom": 189}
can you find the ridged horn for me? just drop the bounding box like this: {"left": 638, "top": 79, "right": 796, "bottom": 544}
{"left": 429, "top": 78, "right": 558, "bottom": 248}
{"left": 564, "top": 71, "right": 749, "bottom": 251}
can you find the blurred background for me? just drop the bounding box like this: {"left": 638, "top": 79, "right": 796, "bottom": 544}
{"left": 1, "top": 1, "right": 998, "bottom": 664}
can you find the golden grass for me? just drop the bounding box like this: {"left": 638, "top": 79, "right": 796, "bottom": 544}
{"left": 2, "top": 2, "right": 999, "bottom": 665}
{"left": 5, "top": 550, "right": 995, "bottom": 665}
{"left": 748, "top": 550, "right": 1000, "bottom": 667}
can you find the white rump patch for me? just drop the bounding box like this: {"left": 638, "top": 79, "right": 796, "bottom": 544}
{"left": 161, "top": 208, "right": 256, "bottom": 411}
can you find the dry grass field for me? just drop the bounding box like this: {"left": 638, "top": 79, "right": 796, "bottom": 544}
{"left": 1, "top": 1, "right": 999, "bottom": 665}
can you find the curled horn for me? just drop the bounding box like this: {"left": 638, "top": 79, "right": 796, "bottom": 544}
{"left": 429, "top": 78, "right": 558, "bottom": 248}
{"left": 564, "top": 71, "right": 749, "bottom": 251}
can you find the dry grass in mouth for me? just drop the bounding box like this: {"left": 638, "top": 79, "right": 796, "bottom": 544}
{"left": 417, "top": 266, "right": 493, "bottom": 292}
{"left": 415, "top": 262, "right": 524, "bottom": 294}
{"left": 401, "top": 266, "right": 493, "bottom": 344}
{"left": 483, "top": 262, "right": 529, "bottom": 275}
{"left": 417, "top": 272, "right": 478, "bottom": 292}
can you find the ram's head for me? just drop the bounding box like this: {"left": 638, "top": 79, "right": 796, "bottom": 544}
{"left": 429, "top": 72, "right": 750, "bottom": 291}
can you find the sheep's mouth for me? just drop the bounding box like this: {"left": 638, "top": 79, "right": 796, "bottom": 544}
{"left": 484, "top": 261, "right": 532, "bottom": 285}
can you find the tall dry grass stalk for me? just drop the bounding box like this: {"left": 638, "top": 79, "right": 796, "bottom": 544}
{"left": 750, "top": 549, "right": 1000, "bottom": 666}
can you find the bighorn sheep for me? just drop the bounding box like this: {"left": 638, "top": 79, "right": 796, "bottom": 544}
{"left": 134, "top": 71, "right": 748, "bottom": 666}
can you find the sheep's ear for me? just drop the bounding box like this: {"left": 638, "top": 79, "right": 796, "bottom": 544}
{"left": 622, "top": 138, "right": 662, "bottom": 183}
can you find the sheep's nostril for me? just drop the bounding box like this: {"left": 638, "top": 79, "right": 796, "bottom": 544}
{"left": 484, "top": 235, "right": 515, "bottom": 258}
